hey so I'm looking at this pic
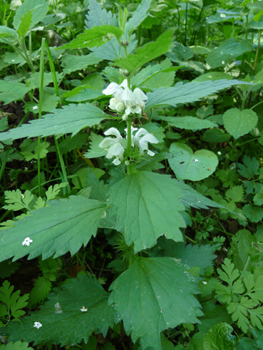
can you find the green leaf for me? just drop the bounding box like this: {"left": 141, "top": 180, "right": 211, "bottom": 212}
{"left": 8, "top": 275, "right": 115, "bottom": 346}
{"left": 13, "top": 0, "right": 49, "bottom": 31}
{"left": 155, "top": 237, "right": 216, "bottom": 274}
{"left": 45, "top": 183, "right": 68, "bottom": 201}
{"left": 85, "top": 0, "right": 117, "bottom": 28}
{"left": 159, "top": 116, "right": 217, "bottom": 130}
{"left": 225, "top": 186, "right": 244, "bottom": 202}
{"left": 108, "top": 171, "right": 186, "bottom": 252}
{"left": 231, "top": 230, "right": 253, "bottom": 271}
{"left": 145, "top": 80, "right": 246, "bottom": 110}
{"left": 0, "top": 196, "right": 107, "bottom": 261}
{"left": 0, "top": 81, "right": 30, "bottom": 105}
{"left": 27, "top": 277, "right": 52, "bottom": 308}
{"left": 58, "top": 26, "right": 123, "bottom": 50}
{"left": 198, "top": 302, "right": 233, "bottom": 334}
{"left": 194, "top": 72, "right": 233, "bottom": 82}
{"left": 254, "top": 187, "right": 263, "bottom": 206}
{"left": 243, "top": 204, "right": 263, "bottom": 223}
{"left": 206, "top": 38, "right": 253, "bottom": 69}
{"left": 223, "top": 108, "right": 258, "bottom": 139}
{"left": 84, "top": 132, "right": 107, "bottom": 159}
{"left": 66, "top": 89, "right": 103, "bottom": 102}
{"left": 0, "top": 103, "right": 107, "bottom": 142}
{"left": 169, "top": 143, "right": 218, "bottom": 181}
{"left": 0, "top": 117, "right": 8, "bottom": 132}
{"left": 0, "top": 260, "right": 20, "bottom": 279}
{"left": 203, "top": 322, "right": 235, "bottom": 350}
{"left": 109, "top": 257, "right": 202, "bottom": 350}
{"left": 125, "top": 0, "right": 151, "bottom": 34}
{"left": 16, "top": 10, "right": 33, "bottom": 38}
{"left": 238, "top": 156, "right": 259, "bottom": 178}
{"left": 202, "top": 128, "right": 231, "bottom": 143}
{"left": 113, "top": 30, "right": 173, "bottom": 77}
{"left": 0, "top": 342, "right": 33, "bottom": 350}
{"left": 61, "top": 54, "right": 102, "bottom": 75}
{"left": 0, "top": 26, "right": 18, "bottom": 42}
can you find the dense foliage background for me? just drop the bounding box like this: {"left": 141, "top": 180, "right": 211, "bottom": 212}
{"left": 1, "top": 0, "right": 263, "bottom": 349}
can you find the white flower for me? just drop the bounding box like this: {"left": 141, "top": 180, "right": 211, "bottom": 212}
{"left": 99, "top": 127, "right": 125, "bottom": 166}
{"left": 103, "top": 79, "right": 147, "bottom": 116}
{"left": 133, "top": 128, "right": 159, "bottom": 156}
{"left": 80, "top": 306, "right": 88, "bottom": 312}
{"left": 33, "top": 106, "right": 38, "bottom": 110}
{"left": 22, "top": 237, "right": 33, "bottom": 246}
{"left": 33, "top": 322, "right": 42, "bottom": 329}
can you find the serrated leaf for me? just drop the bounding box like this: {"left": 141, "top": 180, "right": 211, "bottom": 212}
{"left": 84, "top": 132, "right": 107, "bottom": 159}
{"left": 8, "top": 275, "right": 114, "bottom": 346}
{"left": 109, "top": 257, "right": 202, "bottom": 350}
{"left": 113, "top": 30, "right": 173, "bottom": 77}
{"left": 0, "top": 260, "right": 20, "bottom": 279}
{"left": 61, "top": 54, "right": 102, "bottom": 75}
{"left": 17, "top": 10, "right": 33, "bottom": 38}
{"left": 45, "top": 183, "right": 68, "bottom": 202}
{"left": 238, "top": 156, "right": 259, "bottom": 178}
{"left": 155, "top": 237, "right": 216, "bottom": 274}
{"left": 125, "top": 0, "right": 151, "bottom": 34}
{"left": 254, "top": 187, "right": 263, "bottom": 206}
{"left": 27, "top": 277, "right": 52, "bottom": 308}
{"left": 160, "top": 116, "right": 217, "bottom": 130}
{"left": 223, "top": 108, "right": 258, "bottom": 139}
{"left": 206, "top": 38, "right": 253, "bottom": 69}
{"left": 0, "top": 196, "right": 107, "bottom": 261}
{"left": 85, "top": 0, "right": 117, "bottom": 28}
{"left": 0, "top": 342, "right": 34, "bottom": 350}
{"left": 169, "top": 143, "right": 218, "bottom": 181}
{"left": 108, "top": 172, "right": 186, "bottom": 252}
{"left": 226, "top": 186, "right": 244, "bottom": 202}
{"left": 203, "top": 322, "right": 235, "bottom": 350}
{"left": 58, "top": 26, "right": 123, "bottom": 50}
{"left": 0, "top": 81, "right": 30, "bottom": 105}
{"left": 13, "top": 0, "right": 48, "bottom": 31}
{"left": 0, "top": 103, "right": 107, "bottom": 142}
{"left": 91, "top": 34, "right": 137, "bottom": 61}
{"left": 243, "top": 204, "right": 263, "bottom": 223}
{"left": 145, "top": 80, "right": 247, "bottom": 110}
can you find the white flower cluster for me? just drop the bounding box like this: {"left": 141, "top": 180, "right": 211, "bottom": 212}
{"left": 102, "top": 79, "right": 147, "bottom": 117}
{"left": 99, "top": 127, "right": 158, "bottom": 166}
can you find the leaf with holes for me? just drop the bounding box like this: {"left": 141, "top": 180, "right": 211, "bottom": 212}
{"left": 108, "top": 171, "right": 186, "bottom": 252}
{"left": 7, "top": 275, "right": 114, "bottom": 346}
{"left": 109, "top": 257, "right": 202, "bottom": 350}
{"left": 169, "top": 143, "right": 218, "bottom": 181}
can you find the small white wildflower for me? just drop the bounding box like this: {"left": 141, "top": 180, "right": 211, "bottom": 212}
{"left": 33, "top": 106, "right": 38, "bottom": 110}
{"left": 202, "top": 281, "right": 207, "bottom": 285}
{"left": 33, "top": 322, "right": 42, "bottom": 329}
{"left": 222, "top": 61, "right": 225, "bottom": 65}
{"left": 80, "top": 306, "right": 88, "bottom": 312}
{"left": 194, "top": 159, "right": 199, "bottom": 162}
{"left": 22, "top": 237, "right": 33, "bottom": 246}
{"left": 133, "top": 128, "right": 159, "bottom": 156}
{"left": 99, "top": 127, "right": 125, "bottom": 166}
{"left": 217, "top": 151, "right": 222, "bottom": 155}
{"left": 220, "top": 13, "right": 226, "bottom": 17}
